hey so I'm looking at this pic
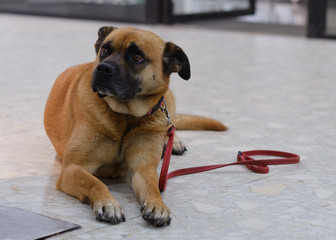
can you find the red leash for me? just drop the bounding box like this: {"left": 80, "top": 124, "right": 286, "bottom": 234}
{"left": 159, "top": 127, "right": 300, "bottom": 192}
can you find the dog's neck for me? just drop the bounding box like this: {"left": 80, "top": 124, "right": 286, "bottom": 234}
{"left": 103, "top": 95, "right": 163, "bottom": 117}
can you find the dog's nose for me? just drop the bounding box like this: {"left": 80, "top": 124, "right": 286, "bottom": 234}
{"left": 96, "top": 62, "right": 119, "bottom": 75}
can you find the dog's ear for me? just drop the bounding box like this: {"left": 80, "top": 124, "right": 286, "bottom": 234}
{"left": 163, "top": 42, "right": 190, "bottom": 80}
{"left": 95, "top": 26, "right": 116, "bottom": 54}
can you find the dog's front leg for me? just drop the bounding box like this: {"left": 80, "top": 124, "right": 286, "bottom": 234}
{"left": 57, "top": 164, "right": 125, "bottom": 224}
{"left": 56, "top": 128, "right": 126, "bottom": 225}
{"left": 124, "top": 132, "right": 171, "bottom": 227}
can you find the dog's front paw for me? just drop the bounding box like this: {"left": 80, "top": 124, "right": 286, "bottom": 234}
{"left": 93, "top": 199, "right": 126, "bottom": 224}
{"left": 141, "top": 202, "right": 171, "bottom": 227}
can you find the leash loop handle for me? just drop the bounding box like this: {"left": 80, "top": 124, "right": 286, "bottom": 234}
{"left": 237, "top": 150, "right": 300, "bottom": 174}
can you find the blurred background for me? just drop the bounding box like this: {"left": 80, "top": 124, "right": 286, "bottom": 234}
{"left": 0, "top": 0, "right": 335, "bottom": 39}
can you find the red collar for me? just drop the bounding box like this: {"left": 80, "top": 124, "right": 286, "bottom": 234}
{"left": 147, "top": 96, "right": 165, "bottom": 116}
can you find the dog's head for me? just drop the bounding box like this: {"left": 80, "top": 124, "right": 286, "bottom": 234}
{"left": 92, "top": 26, "right": 190, "bottom": 102}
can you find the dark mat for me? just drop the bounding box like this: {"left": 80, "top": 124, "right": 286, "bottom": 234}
{"left": 0, "top": 206, "right": 80, "bottom": 240}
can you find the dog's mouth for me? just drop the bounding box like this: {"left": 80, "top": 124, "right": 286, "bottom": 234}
{"left": 97, "top": 92, "right": 107, "bottom": 98}
{"left": 92, "top": 85, "right": 141, "bottom": 101}
{"left": 91, "top": 86, "right": 108, "bottom": 98}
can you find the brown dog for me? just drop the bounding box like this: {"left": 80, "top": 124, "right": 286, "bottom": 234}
{"left": 44, "top": 26, "right": 226, "bottom": 227}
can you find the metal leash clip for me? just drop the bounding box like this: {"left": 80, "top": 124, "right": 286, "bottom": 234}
{"left": 160, "top": 98, "right": 175, "bottom": 128}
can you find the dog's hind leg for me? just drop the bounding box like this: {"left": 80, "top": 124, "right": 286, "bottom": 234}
{"left": 172, "top": 133, "right": 187, "bottom": 155}
{"left": 162, "top": 133, "right": 187, "bottom": 156}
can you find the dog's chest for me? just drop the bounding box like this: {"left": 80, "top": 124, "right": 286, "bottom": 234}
{"left": 98, "top": 116, "right": 140, "bottom": 163}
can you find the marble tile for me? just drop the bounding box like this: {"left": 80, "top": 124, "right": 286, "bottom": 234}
{"left": 191, "top": 200, "right": 225, "bottom": 214}
{"left": 236, "top": 217, "right": 271, "bottom": 230}
{"left": 235, "top": 201, "right": 259, "bottom": 211}
{"left": 314, "top": 188, "right": 334, "bottom": 200}
{"left": 250, "top": 184, "right": 288, "bottom": 196}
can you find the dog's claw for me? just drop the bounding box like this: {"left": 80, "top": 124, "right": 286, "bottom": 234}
{"left": 141, "top": 203, "right": 171, "bottom": 227}
{"left": 96, "top": 212, "right": 103, "bottom": 221}
{"left": 172, "top": 146, "right": 187, "bottom": 155}
{"left": 93, "top": 199, "right": 125, "bottom": 224}
{"left": 172, "top": 141, "right": 187, "bottom": 155}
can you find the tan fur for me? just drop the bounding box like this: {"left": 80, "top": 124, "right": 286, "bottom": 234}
{"left": 44, "top": 27, "right": 226, "bottom": 227}
{"left": 175, "top": 114, "right": 227, "bottom": 131}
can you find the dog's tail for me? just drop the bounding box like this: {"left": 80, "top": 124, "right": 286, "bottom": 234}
{"left": 174, "top": 114, "right": 227, "bottom": 131}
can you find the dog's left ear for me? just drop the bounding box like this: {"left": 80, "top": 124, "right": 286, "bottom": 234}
{"left": 94, "top": 26, "right": 116, "bottom": 54}
{"left": 163, "top": 42, "right": 191, "bottom": 80}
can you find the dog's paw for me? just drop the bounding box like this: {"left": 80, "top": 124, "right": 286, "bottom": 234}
{"left": 141, "top": 202, "right": 171, "bottom": 227}
{"left": 93, "top": 199, "right": 126, "bottom": 224}
{"left": 172, "top": 139, "right": 187, "bottom": 155}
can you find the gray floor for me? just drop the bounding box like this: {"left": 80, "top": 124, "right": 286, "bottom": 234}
{"left": 1, "top": 14, "right": 336, "bottom": 239}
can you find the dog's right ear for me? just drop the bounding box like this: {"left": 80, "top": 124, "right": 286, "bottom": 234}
{"left": 94, "top": 26, "right": 116, "bottom": 54}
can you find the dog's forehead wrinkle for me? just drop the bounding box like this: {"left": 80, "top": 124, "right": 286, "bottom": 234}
{"left": 106, "top": 28, "right": 164, "bottom": 54}
{"left": 127, "top": 42, "right": 141, "bottom": 52}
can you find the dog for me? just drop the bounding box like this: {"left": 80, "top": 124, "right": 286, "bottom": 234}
{"left": 44, "top": 26, "right": 227, "bottom": 227}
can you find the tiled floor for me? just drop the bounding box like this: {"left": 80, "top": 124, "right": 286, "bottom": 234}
{"left": 1, "top": 14, "right": 336, "bottom": 239}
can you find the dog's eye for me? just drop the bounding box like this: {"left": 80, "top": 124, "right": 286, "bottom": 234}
{"left": 100, "top": 48, "right": 109, "bottom": 58}
{"left": 132, "top": 53, "right": 143, "bottom": 62}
